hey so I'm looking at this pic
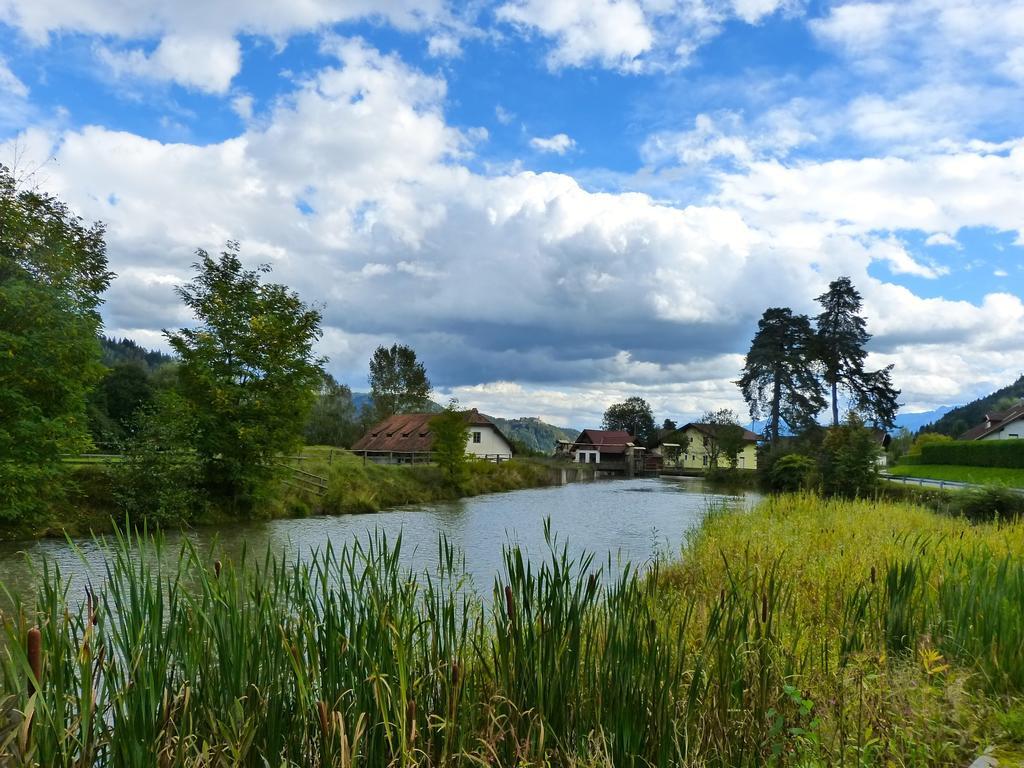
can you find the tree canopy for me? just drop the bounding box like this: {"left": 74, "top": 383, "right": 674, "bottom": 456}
{"left": 166, "top": 243, "right": 324, "bottom": 509}
{"left": 368, "top": 344, "right": 432, "bottom": 420}
{"left": 431, "top": 400, "right": 470, "bottom": 488}
{"left": 602, "top": 397, "right": 656, "bottom": 446}
{"left": 0, "top": 165, "right": 113, "bottom": 519}
{"left": 738, "top": 307, "right": 825, "bottom": 446}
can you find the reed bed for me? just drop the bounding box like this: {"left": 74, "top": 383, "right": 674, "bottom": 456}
{"left": 1, "top": 495, "right": 1023, "bottom": 766}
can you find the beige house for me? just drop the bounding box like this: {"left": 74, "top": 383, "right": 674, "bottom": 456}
{"left": 653, "top": 423, "right": 760, "bottom": 470}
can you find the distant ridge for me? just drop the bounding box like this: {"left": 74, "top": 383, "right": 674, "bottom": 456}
{"left": 486, "top": 416, "right": 580, "bottom": 454}
{"left": 100, "top": 336, "right": 175, "bottom": 371}
{"left": 919, "top": 375, "right": 1024, "bottom": 437}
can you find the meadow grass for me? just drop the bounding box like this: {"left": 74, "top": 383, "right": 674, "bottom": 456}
{"left": 889, "top": 463, "right": 1024, "bottom": 487}
{"left": 1, "top": 495, "right": 1023, "bottom": 766}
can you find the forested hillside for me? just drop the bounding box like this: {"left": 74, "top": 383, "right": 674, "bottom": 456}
{"left": 101, "top": 336, "right": 175, "bottom": 370}
{"left": 488, "top": 416, "right": 579, "bottom": 454}
{"left": 922, "top": 375, "right": 1024, "bottom": 437}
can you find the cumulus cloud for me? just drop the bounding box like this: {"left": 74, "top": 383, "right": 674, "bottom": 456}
{"left": 5, "top": 36, "right": 1024, "bottom": 423}
{"left": 496, "top": 0, "right": 802, "bottom": 72}
{"left": 529, "top": 133, "right": 575, "bottom": 154}
{"left": 0, "top": 57, "right": 28, "bottom": 98}
{"left": 2, "top": 0, "right": 449, "bottom": 90}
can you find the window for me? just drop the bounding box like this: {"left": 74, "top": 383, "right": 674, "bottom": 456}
{"left": 472, "top": 431, "right": 481, "bottom": 444}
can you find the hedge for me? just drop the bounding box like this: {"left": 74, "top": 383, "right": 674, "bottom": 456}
{"left": 920, "top": 439, "right": 1024, "bottom": 468}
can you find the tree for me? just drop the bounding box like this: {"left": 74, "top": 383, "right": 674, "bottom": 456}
{"left": 699, "top": 408, "right": 746, "bottom": 468}
{"left": 737, "top": 308, "right": 825, "bottom": 447}
{"left": 431, "top": 401, "right": 469, "bottom": 488}
{"left": 166, "top": 243, "right": 324, "bottom": 510}
{"left": 368, "top": 344, "right": 432, "bottom": 419}
{"left": 602, "top": 397, "right": 656, "bottom": 446}
{"left": 88, "top": 362, "right": 156, "bottom": 445}
{"left": 819, "top": 413, "right": 880, "bottom": 498}
{"left": 662, "top": 418, "right": 678, "bottom": 432}
{"left": 303, "top": 373, "right": 359, "bottom": 447}
{"left": 0, "top": 165, "right": 114, "bottom": 520}
{"left": 815, "top": 277, "right": 901, "bottom": 429}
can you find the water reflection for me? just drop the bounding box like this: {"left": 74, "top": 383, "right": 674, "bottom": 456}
{"left": 0, "top": 477, "right": 756, "bottom": 608}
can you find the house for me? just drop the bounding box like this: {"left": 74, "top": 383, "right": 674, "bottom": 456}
{"left": 352, "top": 409, "right": 514, "bottom": 463}
{"left": 570, "top": 429, "right": 644, "bottom": 468}
{"left": 873, "top": 429, "right": 893, "bottom": 467}
{"left": 958, "top": 401, "right": 1024, "bottom": 441}
{"left": 654, "top": 423, "right": 760, "bottom": 470}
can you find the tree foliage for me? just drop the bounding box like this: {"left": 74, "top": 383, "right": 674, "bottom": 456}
{"left": 431, "top": 401, "right": 469, "bottom": 488}
{"left": 602, "top": 397, "right": 656, "bottom": 446}
{"left": 819, "top": 413, "right": 880, "bottom": 498}
{"left": 368, "top": 344, "right": 432, "bottom": 420}
{"left": 737, "top": 308, "right": 825, "bottom": 446}
{"left": 166, "top": 243, "right": 324, "bottom": 510}
{"left": 0, "top": 165, "right": 113, "bottom": 520}
{"left": 815, "top": 277, "right": 900, "bottom": 429}
{"left": 303, "top": 373, "right": 360, "bottom": 447}
{"left": 698, "top": 408, "right": 747, "bottom": 468}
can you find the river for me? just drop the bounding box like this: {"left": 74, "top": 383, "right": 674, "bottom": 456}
{"left": 0, "top": 476, "right": 757, "bottom": 606}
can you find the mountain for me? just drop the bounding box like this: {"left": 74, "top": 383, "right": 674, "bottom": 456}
{"left": 100, "top": 336, "right": 175, "bottom": 371}
{"left": 919, "top": 375, "right": 1024, "bottom": 437}
{"left": 487, "top": 416, "right": 580, "bottom": 454}
{"left": 893, "top": 406, "right": 954, "bottom": 434}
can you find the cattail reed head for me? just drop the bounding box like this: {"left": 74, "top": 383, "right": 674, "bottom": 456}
{"left": 587, "top": 573, "right": 597, "bottom": 595}
{"left": 27, "top": 626, "right": 41, "bottom": 697}
{"left": 870, "top": 565, "right": 876, "bottom": 585}
{"left": 407, "top": 699, "right": 417, "bottom": 744}
{"left": 451, "top": 660, "right": 460, "bottom": 689}
{"left": 214, "top": 560, "right": 222, "bottom": 579}
{"left": 761, "top": 594, "right": 768, "bottom": 624}
{"left": 504, "top": 585, "right": 517, "bottom": 628}
{"left": 720, "top": 588, "right": 726, "bottom": 608}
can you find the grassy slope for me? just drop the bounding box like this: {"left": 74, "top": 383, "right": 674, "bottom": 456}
{"left": 284, "top": 447, "right": 556, "bottom": 515}
{"left": 889, "top": 463, "right": 1024, "bottom": 487}
{"left": 659, "top": 494, "right": 1024, "bottom": 764}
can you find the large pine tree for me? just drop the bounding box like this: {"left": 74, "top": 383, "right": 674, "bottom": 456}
{"left": 738, "top": 308, "right": 825, "bottom": 446}
{"left": 815, "top": 277, "right": 900, "bottom": 429}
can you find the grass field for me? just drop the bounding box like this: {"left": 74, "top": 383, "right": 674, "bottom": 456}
{"left": 889, "top": 463, "right": 1024, "bottom": 487}
{"left": 3, "top": 494, "right": 1024, "bottom": 765}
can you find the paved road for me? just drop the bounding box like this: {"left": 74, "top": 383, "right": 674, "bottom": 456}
{"left": 881, "top": 473, "right": 1024, "bottom": 494}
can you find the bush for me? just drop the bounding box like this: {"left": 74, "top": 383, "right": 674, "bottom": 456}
{"left": 920, "top": 439, "right": 1024, "bottom": 468}
{"left": 767, "top": 454, "right": 817, "bottom": 492}
{"left": 819, "top": 414, "right": 880, "bottom": 498}
{"left": 953, "top": 485, "right": 1024, "bottom": 523}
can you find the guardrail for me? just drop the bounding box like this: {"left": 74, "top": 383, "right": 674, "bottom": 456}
{"left": 881, "top": 473, "right": 1024, "bottom": 495}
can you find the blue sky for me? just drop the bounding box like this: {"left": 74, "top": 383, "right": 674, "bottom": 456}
{"left": 2, "top": 0, "right": 1024, "bottom": 427}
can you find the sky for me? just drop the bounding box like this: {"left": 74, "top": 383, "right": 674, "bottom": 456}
{"left": 2, "top": 0, "right": 1024, "bottom": 429}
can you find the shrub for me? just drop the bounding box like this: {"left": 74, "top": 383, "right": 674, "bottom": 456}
{"left": 953, "top": 485, "right": 1024, "bottom": 523}
{"left": 767, "top": 453, "right": 817, "bottom": 492}
{"left": 920, "top": 439, "right": 1024, "bottom": 468}
{"left": 819, "top": 414, "right": 880, "bottom": 498}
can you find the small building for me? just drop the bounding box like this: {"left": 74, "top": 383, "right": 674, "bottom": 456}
{"left": 352, "top": 409, "right": 514, "bottom": 463}
{"left": 570, "top": 429, "right": 635, "bottom": 464}
{"left": 654, "top": 423, "right": 760, "bottom": 470}
{"left": 958, "top": 401, "right": 1024, "bottom": 441}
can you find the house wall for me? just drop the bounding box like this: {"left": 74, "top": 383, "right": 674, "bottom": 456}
{"left": 674, "top": 427, "right": 758, "bottom": 470}
{"left": 979, "top": 417, "right": 1024, "bottom": 441}
{"left": 575, "top": 449, "right": 601, "bottom": 464}
{"left": 466, "top": 424, "right": 513, "bottom": 459}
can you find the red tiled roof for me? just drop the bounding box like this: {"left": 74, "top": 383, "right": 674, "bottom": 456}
{"left": 351, "top": 409, "right": 509, "bottom": 453}
{"left": 571, "top": 429, "right": 635, "bottom": 455}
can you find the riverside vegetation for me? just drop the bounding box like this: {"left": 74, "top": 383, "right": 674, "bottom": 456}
{"left": 2, "top": 494, "right": 1024, "bottom": 766}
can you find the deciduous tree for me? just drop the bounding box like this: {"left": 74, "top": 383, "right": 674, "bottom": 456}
{"left": 166, "top": 243, "right": 324, "bottom": 511}
{"left": 431, "top": 401, "right": 469, "bottom": 488}
{"left": 602, "top": 397, "right": 656, "bottom": 446}
{"left": 0, "top": 165, "right": 113, "bottom": 520}
{"left": 368, "top": 344, "right": 432, "bottom": 419}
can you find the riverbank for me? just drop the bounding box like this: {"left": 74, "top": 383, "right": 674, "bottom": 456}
{"left": 890, "top": 463, "right": 1024, "bottom": 487}
{"left": 2, "top": 450, "right": 565, "bottom": 541}
{"left": 3, "top": 492, "right": 1022, "bottom": 765}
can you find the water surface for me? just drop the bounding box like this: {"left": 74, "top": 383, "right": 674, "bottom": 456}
{"left": 0, "top": 477, "right": 756, "bottom": 606}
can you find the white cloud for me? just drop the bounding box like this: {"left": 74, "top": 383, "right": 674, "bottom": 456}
{"left": 427, "top": 32, "right": 462, "bottom": 58}
{"left": 530, "top": 133, "right": 575, "bottom": 154}
{"left": 495, "top": 105, "right": 515, "bottom": 125}
{"left": 3, "top": 0, "right": 449, "bottom": 90}
{"left": 0, "top": 56, "right": 28, "bottom": 98}
{"left": 924, "top": 232, "right": 958, "bottom": 247}
{"left": 5, "top": 37, "right": 1024, "bottom": 420}
{"left": 496, "top": 0, "right": 801, "bottom": 72}
{"left": 231, "top": 93, "right": 254, "bottom": 120}
{"left": 98, "top": 34, "right": 242, "bottom": 93}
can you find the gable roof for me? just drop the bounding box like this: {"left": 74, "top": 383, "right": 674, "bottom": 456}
{"left": 571, "top": 429, "right": 635, "bottom": 455}
{"left": 958, "top": 401, "right": 1024, "bottom": 441}
{"left": 352, "top": 409, "right": 511, "bottom": 453}
{"left": 676, "top": 422, "right": 760, "bottom": 443}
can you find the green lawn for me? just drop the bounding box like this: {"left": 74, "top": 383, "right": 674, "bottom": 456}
{"left": 889, "top": 463, "right": 1024, "bottom": 487}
